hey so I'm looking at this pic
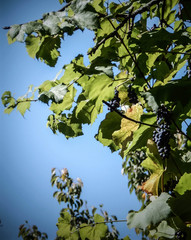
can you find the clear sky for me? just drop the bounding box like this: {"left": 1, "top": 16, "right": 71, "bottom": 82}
{"left": 0, "top": 1, "right": 141, "bottom": 239}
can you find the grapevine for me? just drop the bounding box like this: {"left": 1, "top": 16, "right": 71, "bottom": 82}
{"left": 1, "top": 0, "right": 191, "bottom": 239}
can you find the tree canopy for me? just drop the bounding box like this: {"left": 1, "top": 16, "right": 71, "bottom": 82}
{"left": 2, "top": 0, "right": 191, "bottom": 239}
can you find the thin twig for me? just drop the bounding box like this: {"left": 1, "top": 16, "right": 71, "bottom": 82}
{"left": 103, "top": 100, "right": 158, "bottom": 128}
{"left": 71, "top": 219, "right": 127, "bottom": 233}
{"left": 6, "top": 98, "right": 38, "bottom": 110}
{"left": 108, "top": 18, "right": 152, "bottom": 89}
{"left": 115, "top": 79, "right": 131, "bottom": 89}
{"left": 88, "top": 0, "right": 162, "bottom": 55}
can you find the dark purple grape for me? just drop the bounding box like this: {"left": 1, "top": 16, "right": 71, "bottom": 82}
{"left": 128, "top": 84, "right": 138, "bottom": 104}
{"left": 153, "top": 104, "right": 171, "bottom": 159}
{"left": 175, "top": 230, "right": 186, "bottom": 239}
{"left": 108, "top": 89, "right": 120, "bottom": 111}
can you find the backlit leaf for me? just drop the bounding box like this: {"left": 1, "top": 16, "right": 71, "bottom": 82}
{"left": 140, "top": 153, "right": 164, "bottom": 195}
{"left": 127, "top": 113, "right": 156, "bottom": 153}
{"left": 174, "top": 173, "right": 191, "bottom": 195}
{"left": 79, "top": 214, "right": 108, "bottom": 240}
{"left": 112, "top": 104, "right": 143, "bottom": 148}
{"left": 25, "top": 35, "right": 42, "bottom": 59}
{"left": 95, "top": 111, "right": 121, "bottom": 152}
{"left": 36, "top": 35, "right": 61, "bottom": 67}
{"left": 17, "top": 100, "right": 31, "bottom": 117}
{"left": 57, "top": 212, "right": 79, "bottom": 240}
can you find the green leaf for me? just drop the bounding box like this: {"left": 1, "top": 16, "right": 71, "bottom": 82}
{"left": 127, "top": 193, "right": 171, "bottom": 230}
{"left": 79, "top": 214, "right": 108, "bottom": 240}
{"left": 57, "top": 212, "right": 79, "bottom": 240}
{"left": 36, "top": 35, "right": 61, "bottom": 67}
{"left": 88, "top": 57, "right": 115, "bottom": 77}
{"left": 112, "top": 105, "right": 143, "bottom": 148}
{"left": 43, "top": 14, "right": 60, "bottom": 35}
{"left": 142, "top": 78, "right": 191, "bottom": 113}
{"left": 76, "top": 74, "right": 115, "bottom": 124}
{"left": 17, "top": 100, "right": 31, "bottom": 116}
{"left": 60, "top": 56, "right": 85, "bottom": 84}
{"left": 140, "top": 152, "right": 164, "bottom": 195}
{"left": 1, "top": 91, "right": 16, "bottom": 114}
{"left": 57, "top": 114, "right": 83, "bottom": 139}
{"left": 127, "top": 113, "right": 156, "bottom": 153}
{"left": 95, "top": 111, "right": 121, "bottom": 151}
{"left": 71, "top": 0, "right": 99, "bottom": 30}
{"left": 50, "top": 85, "right": 77, "bottom": 114}
{"left": 123, "top": 235, "right": 131, "bottom": 240}
{"left": 38, "top": 80, "right": 57, "bottom": 94}
{"left": 25, "top": 36, "right": 42, "bottom": 59}
{"left": 174, "top": 173, "right": 191, "bottom": 195}
{"left": 168, "top": 190, "right": 191, "bottom": 223}
{"left": 152, "top": 61, "right": 170, "bottom": 81}
{"left": 22, "top": 22, "right": 43, "bottom": 35}
{"left": 39, "top": 84, "right": 67, "bottom": 104}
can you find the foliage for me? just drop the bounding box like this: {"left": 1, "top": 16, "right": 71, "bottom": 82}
{"left": 2, "top": 0, "right": 191, "bottom": 239}
{"left": 51, "top": 168, "right": 123, "bottom": 239}
{"left": 18, "top": 221, "right": 48, "bottom": 240}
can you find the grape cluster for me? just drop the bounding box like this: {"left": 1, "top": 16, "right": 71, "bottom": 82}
{"left": 128, "top": 84, "right": 138, "bottom": 104}
{"left": 153, "top": 105, "right": 171, "bottom": 160}
{"left": 175, "top": 230, "right": 186, "bottom": 240}
{"left": 108, "top": 89, "right": 120, "bottom": 111}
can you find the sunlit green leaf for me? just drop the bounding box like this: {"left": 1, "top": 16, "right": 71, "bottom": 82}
{"left": 79, "top": 214, "right": 108, "bottom": 240}
{"left": 140, "top": 153, "right": 164, "bottom": 195}
{"left": 174, "top": 173, "right": 191, "bottom": 195}
{"left": 36, "top": 36, "right": 61, "bottom": 67}
{"left": 25, "top": 35, "right": 42, "bottom": 59}
{"left": 57, "top": 211, "right": 79, "bottom": 240}
{"left": 17, "top": 100, "right": 31, "bottom": 116}
{"left": 127, "top": 113, "right": 156, "bottom": 153}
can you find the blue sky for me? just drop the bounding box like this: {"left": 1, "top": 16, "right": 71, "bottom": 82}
{"left": 0, "top": 1, "right": 141, "bottom": 239}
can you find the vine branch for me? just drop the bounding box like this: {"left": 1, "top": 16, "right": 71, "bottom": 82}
{"left": 88, "top": 0, "right": 163, "bottom": 55}
{"left": 103, "top": 100, "right": 158, "bottom": 128}
{"left": 71, "top": 219, "right": 127, "bottom": 233}
{"left": 108, "top": 18, "right": 152, "bottom": 89}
